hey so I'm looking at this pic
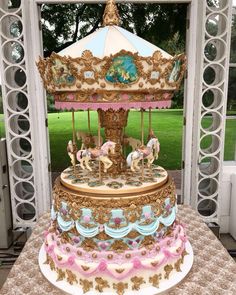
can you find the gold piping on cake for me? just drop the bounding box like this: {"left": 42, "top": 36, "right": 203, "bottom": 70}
{"left": 95, "top": 277, "right": 110, "bottom": 292}
{"left": 149, "top": 274, "right": 162, "bottom": 288}
{"left": 79, "top": 279, "right": 93, "bottom": 293}
{"left": 66, "top": 270, "right": 78, "bottom": 285}
{"left": 164, "top": 264, "right": 174, "bottom": 279}
{"left": 56, "top": 268, "right": 66, "bottom": 281}
{"left": 131, "top": 276, "right": 146, "bottom": 291}
{"left": 113, "top": 282, "right": 128, "bottom": 295}
{"left": 174, "top": 258, "right": 183, "bottom": 272}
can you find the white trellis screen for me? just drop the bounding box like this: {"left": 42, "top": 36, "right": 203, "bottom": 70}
{"left": 0, "top": 0, "right": 233, "bottom": 229}
{"left": 190, "top": 0, "right": 232, "bottom": 223}
{"left": 0, "top": 0, "right": 51, "bottom": 228}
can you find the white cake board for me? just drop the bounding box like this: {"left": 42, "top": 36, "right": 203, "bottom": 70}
{"left": 39, "top": 241, "right": 193, "bottom": 295}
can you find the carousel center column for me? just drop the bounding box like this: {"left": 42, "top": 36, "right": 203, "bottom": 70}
{"left": 98, "top": 108, "right": 129, "bottom": 176}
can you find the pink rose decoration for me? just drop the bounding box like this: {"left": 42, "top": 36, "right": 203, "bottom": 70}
{"left": 98, "top": 242, "right": 109, "bottom": 250}
{"left": 163, "top": 249, "right": 171, "bottom": 258}
{"left": 98, "top": 260, "right": 107, "bottom": 271}
{"left": 114, "top": 217, "right": 121, "bottom": 225}
{"left": 83, "top": 215, "right": 90, "bottom": 223}
{"left": 144, "top": 212, "right": 151, "bottom": 219}
{"left": 68, "top": 94, "right": 75, "bottom": 101}
{"left": 73, "top": 237, "right": 80, "bottom": 243}
{"left": 132, "top": 241, "right": 138, "bottom": 248}
{"left": 47, "top": 245, "right": 54, "bottom": 253}
{"left": 166, "top": 204, "right": 171, "bottom": 211}
{"left": 68, "top": 256, "right": 75, "bottom": 266}
{"left": 132, "top": 258, "right": 141, "bottom": 269}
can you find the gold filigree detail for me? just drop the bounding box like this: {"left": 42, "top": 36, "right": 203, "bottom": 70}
{"left": 149, "top": 274, "right": 162, "bottom": 288}
{"left": 80, "top": 279, "right": 93, "bottom": 293}
{"left": 164, "top": 264, "right": 173, "bottom": 279}
{"left": 47, "top": 255, "right": 56, "bottom": 271}
{"left": 140, "top": 236, "right": 155, "bottom": 250}
{"left": 110, "top": 240, "right": 129, "bottom": 252}
{"left": 66, "top": 270, "right": 78, "bottom": 285}
{"left": 37, "top": 49, "right": 186, "bottom": 97}
{"left": 115, "top": 269, "right": 125, "bottom": 274}
{"left": 131, "top": 276, "right": 145, "bottom": 291}
{"left": 182, "top": 249, "right": 189, "bottom": 259}
{"left": 151, "top": 260, "right": 159, "bottom": 267}
{"left": 56, "top": 268, "right": 66, "bottom": 281}
{"left": 96, "top": 231, "right": 110, "bottom": 240}
{"left": 60, "top": 231, "right": 72, "bottom": 244}
{"left": 95, "top": 277, "right": 110, "bottom": 292}
{"left": 113, "top": 282, "right": 128, "bottom": 295}
{"left": 174, "top": 258, "right": 182, "bottom": 272}
{"left": 81, "top": 238, "right": 97, "bottom": 251}
{"left": 126, "top": 231, "right": 140, "bottom": 239}
{"left": 44, "top": 253, "right": 50, "bottom": 265}
{"left": 81, "top": 265, "right": 90, "bottom": 271}
{"left": 53, "top": 177, "right": 176, "bottom": 216}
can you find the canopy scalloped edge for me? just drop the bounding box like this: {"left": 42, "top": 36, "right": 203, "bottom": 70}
{"left": 37, "top": 50, "right": 186, "bottom": 98}
{"left": 55, "top": 100, "right": 172, "bottom": 111}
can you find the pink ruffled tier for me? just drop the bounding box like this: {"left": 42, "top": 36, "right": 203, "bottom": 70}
{"left": 45, "top": 222, "right": 187, "bottom": 281}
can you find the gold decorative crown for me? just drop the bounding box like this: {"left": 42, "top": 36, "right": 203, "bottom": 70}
{"left": 103, "top": 0, "right": 120, "bottom": 26}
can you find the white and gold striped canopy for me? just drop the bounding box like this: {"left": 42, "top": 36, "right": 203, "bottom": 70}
{"left": 58, "top": 25, "right": 172, "bottom": 59}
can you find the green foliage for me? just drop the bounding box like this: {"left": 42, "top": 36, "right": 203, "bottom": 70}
{"left": 41, "top": 3, "right": 187, "bottom": 56}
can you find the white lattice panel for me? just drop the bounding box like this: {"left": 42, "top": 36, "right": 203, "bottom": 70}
{"left": 0, "top": 0, "right": 51, "bottom": 229}
{"left": 191, "top": 0, "right": 233, "bottom": 223}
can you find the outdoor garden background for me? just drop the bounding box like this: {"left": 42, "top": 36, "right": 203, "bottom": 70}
{"left": 0, "top": 1, "right": 235, "bottom": 173}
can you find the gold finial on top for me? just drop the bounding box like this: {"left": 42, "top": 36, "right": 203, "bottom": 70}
{"left": 102, "top": 0, "right": 120, "bottom": 26}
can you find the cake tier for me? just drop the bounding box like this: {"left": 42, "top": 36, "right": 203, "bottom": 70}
{"left": 44, "top": 221, "right": 188, "bottom": 294}
{"left": 51, "top": 170, "right": 176, "bottom": 241}
{"left": 44, "top": 165, "right": 188, "bottom": 294}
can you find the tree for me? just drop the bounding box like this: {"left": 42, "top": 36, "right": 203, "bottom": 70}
{"left": 41, "top": 3, "right": 187, "bottom": 56}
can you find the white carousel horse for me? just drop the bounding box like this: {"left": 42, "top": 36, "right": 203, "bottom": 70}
{"left": 126, "top": 137, "right": 160, "bottom": 172}
{"left": 67, "top": 140, "right": 76, "bottom": 166}
{"left": 76, "top": 131, "right": 103, "bottom": 150}
{"left": 76, "top": 141, "right": 116, "bottom": 172}
{"left": 124, "top": 136, "right": 141, "bottom": 151}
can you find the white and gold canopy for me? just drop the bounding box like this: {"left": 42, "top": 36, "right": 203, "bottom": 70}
{"left": 37, "top": 0, "right": 186, "bottom": 110}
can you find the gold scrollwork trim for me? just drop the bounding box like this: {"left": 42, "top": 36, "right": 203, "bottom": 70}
{"left": 37, "top": 49, "right": 186, "bottom": 96}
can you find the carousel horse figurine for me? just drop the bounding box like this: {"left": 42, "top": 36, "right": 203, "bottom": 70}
{"left": 76, "top": 141, "right": 116, "bottom": 172}
{"left": 123, "top": 136, "right": 141, "bottom": 151}
{"left": 76, "top": 130, "right": 103, "bottom": 150}
{"left": 67, "top": 140, "right": 77, "bottom": 166}
{"left": 126, "top": 137, "right": 160, "bottom": 172}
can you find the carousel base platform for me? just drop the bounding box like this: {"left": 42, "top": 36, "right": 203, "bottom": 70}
{"left": 60, "top": 164, "right": 168, "bottom": 196}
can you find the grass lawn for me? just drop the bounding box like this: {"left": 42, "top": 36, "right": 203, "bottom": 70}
{"left": 1, "top": 111, "right": 235, "bottom": 171}
{"left": 48, "top": 110, "right": 236, "bottom": 172}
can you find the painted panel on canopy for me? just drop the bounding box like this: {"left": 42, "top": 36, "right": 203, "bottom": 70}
{"left": 105, "top": 55, "right": 138, "bottom": 84}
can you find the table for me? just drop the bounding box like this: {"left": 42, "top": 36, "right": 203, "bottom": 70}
{"left": 1, "top": 205, "right": 236, "bottom": 295}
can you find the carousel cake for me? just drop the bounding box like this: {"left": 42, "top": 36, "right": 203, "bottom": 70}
{"left": 37, "top": 0, "right": 190, "bottom": 294}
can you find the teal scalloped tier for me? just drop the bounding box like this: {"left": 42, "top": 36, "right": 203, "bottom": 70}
{"left": 51, "top": 198, "right": 176, "bottom": 239}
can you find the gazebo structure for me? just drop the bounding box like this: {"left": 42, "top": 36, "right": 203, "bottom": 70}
{"left": 0, "top": 0, "right": 234, "bottom": 240}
